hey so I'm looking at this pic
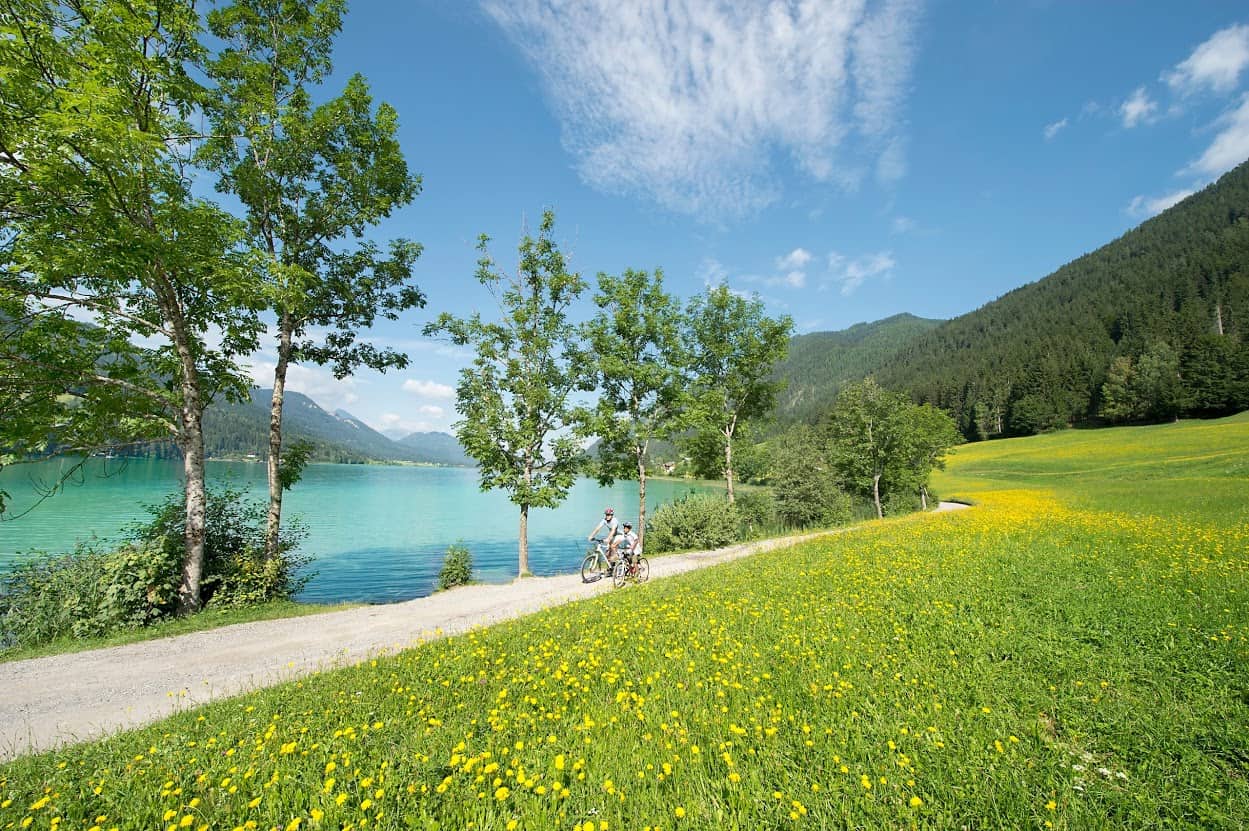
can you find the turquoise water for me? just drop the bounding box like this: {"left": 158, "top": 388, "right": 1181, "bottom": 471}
{"left": 0, "top": 459, "right": 712, "bottom": 603}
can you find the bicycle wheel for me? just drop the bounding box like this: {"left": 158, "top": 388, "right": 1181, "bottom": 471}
{"left": 580, "top": 552, "right": 604, "bottom": 583}
{"left": 612, "top": 559, "right": 628, "bottom": 588}
{"left": 634, "top": 558, "right": 649, "bottom": 584}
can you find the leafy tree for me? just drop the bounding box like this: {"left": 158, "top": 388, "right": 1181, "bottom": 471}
{"left": 1132, "top": 341, "right": 1182, "bottom": 422}
{"left": 824, "top": 379, "right": 908, "bottom": 519}
{"left": 890, "top": 403, "right": 962, "bottom": 510}
{"left": 584, "top": 269, "right": 685, "bottom": 546}
{"left": 767, "top": 424, "right": 851, "bottom": 527}
{"left": 202, "top": 0, "right": 424, "bottom": 561}
{"left": 683, "top": 286, "right": 792, "bottom": 503}
{"left": 0, "top": 0, "right": 263, "bottom": 612}
{"left": 424, "top": 212, "right": 588, "bottom": 575}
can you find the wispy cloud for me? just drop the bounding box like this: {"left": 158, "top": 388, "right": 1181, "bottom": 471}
{"left": 1120, "top": 87, "right": 1158, "bottom": 128}
{"left": 482, "top": 0, "right": 924, "bottom": 217}
{"left": 825, "top": 250, "right": 895, "bottom": 295}
{"left": 1043, "top": 117, "right": 1069, "bottom": 140}
{"left": 1184, "top": 93, "right": 1249, "bottom": 177}
{"left": 402, "top": 379, "right": 456, "bottom": 399}
{"left": 775, "top": 248, "right": 813, "bottom": 271}
{"left": 890, "top": 215, "right": 916, "bottom": 234}
{"left": 1164, "top": 23, "right": 1249, "bottom": 95}
{"left": 1126, "top": 188, "right": 1197, "bottom": 218}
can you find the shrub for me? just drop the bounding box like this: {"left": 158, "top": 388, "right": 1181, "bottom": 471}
{"left": 0, "top": 487, "right": 308, "bottom": 649}
{"left": 438, "top": 543, "right": 473, "bottom": 590}
{"left": 645, "top": 494, "right": 740, "bottom": 553}
{"left": 734, "top": 489, "right": 777, "bottom": 538}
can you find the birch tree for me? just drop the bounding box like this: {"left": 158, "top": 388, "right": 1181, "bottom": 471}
{"left": 0, "top": 0, "right": 263, "bottom": 612}
{"left": 683, "top": 286, "right": 792, "bottom": 503}
{"left": 424, "top": 211, "right": 588, "bottom": 575}
{"left": 202, "top": 0, "right": 424, "bottom": 560}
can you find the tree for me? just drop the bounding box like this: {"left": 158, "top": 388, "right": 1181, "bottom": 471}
{"left": 767, "top": 424, "right": 851, "bottom": 528}
{"left": 424, "top": 212, "right": 588, "bottom": 575}
{"left": 890, "top": 403, "right": 962, "bottom": 510}
{"left": 683, "top": 286, "right": 792, "bottom": 503}
{"left": 584, "top": 269, "right": 685, "bottom": 546}
{"left": 824, "top": 379, "right": 907, "bottom": 519}
{"left": 1099, "top": 356, "right": 1136, "bottom": 423}
{"left": 0, "top": 0, "right": 263, "bottom": 613}
{"left": 202, "top": 0, "right": 424, "bottom": 561}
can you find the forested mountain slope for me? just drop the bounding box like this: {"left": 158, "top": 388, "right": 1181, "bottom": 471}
{"left": 774, "top": 313, "right": 944, "bottom": 424}
{"left": 875, "top": 159, "right": 1249, "bottom": 437}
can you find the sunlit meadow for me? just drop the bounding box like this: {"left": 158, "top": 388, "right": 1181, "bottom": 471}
{"left": 2, "top": 415, "right": 1247, "bottom": 829}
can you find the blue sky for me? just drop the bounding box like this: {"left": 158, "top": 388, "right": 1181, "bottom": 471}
{"left": 252, "top": 1, "right": 1249, "bottom": 437}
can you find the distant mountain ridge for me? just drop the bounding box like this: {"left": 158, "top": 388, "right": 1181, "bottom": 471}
{"left": 202, "top": 389, "right": 471, "bottom": 465}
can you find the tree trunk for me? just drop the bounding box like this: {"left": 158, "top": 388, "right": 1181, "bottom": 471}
{"left": 872, "top": 472, "right": 883, "bottom": 519}
{"left": 518, "top": 503, "right": 530, "bottom": 576}
{"left": 169, "top": 309, "right": 208, "bottom": 615}
{"left": 920, "top": 485, "right": 928, "bottom": 511}
{"left": 637, "top": 451, "right": 647, "bottom": 549}
{"left": 724, "top": 431, "right": 735, "bottom": 504}
{"left": 265, "top": 317, "right": 292, "bottom": 560}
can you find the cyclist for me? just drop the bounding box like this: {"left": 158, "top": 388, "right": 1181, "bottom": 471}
{"left": 587, "top": 507, "right": 620, "bottom": 565}
{"left": 618, "top": 521, "right": 641, "bottom": 570}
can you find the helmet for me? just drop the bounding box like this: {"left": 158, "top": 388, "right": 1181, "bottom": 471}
{"left": 604, "top": 507, "right": 614, "bottom": 516}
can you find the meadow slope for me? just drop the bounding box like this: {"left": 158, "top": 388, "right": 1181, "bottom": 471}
{"left": 0, "top": 416, "right": 1246, "bottom": 830}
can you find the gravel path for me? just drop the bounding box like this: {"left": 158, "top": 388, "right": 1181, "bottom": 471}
{"left": 0, "top": 503, "right": 968, "bottom": 760}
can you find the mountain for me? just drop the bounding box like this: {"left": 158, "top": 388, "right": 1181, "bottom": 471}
{"left": 397, "top": 431, "right": 473, "bottom": 466}
{"left": 872, "top": 159, "right": 1249, "bottom": 437}
{"left": 773, "top": 313, "right": 944, "bottom": 424}
{"left": 201, "top": 389, "right": 469, "bottom": 465}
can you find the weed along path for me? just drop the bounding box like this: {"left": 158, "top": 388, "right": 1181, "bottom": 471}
{"left": 0, "top": 504, "right": 969, "bottom": 760}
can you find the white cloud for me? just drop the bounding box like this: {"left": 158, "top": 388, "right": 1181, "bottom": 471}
{"left": 1164, "top": 23, "right": 1249, "bottom": 95}
{"left": 875, "top": 136, "right": 907, "bottom": 184}
{"left": 890, "top": 215, "right": 915, "bottom": 234}
{"left": 482, "top": 0, "right": 923, "bottom": 217}
{"left": 402, "top": 378, "right": 456, "bottom": 399}
{"left": 1126, "top": 188, "right": 1197, "bottom": 218}
{"left": 1184, "top": 93, "right": 1249, "bottom": 177}
{"left": 246, "top": 359, "right": 361, "bottom": 413}
{"left": 1120, "top": 87, "right": 1158, "bottom": 128}
{"left": 378, "top": 411, "right": 448, "bottom": 435}
{"left": 417, "top": 404, "right": 446, "bottom": 417}
{"left": 1043, "top": 117, "right": 1068, "bottom": 140}
{"left": 775, "top": 248, "right": 813, "bottom": 271}
{"left": 696, "top": 258, "right": 730, "bottom": 288}
{"left": 824, "top": 250, "right": 895, "bottom": 295}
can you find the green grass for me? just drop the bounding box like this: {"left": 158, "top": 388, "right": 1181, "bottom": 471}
{"left": 934, "top": 411, "right": 1249, "bottom": 526}
{"left": 0, "top": 601, "right": 361, "bottom": 665}
{"left": 1, "top": 417, "right": 1247, "bottom": 829}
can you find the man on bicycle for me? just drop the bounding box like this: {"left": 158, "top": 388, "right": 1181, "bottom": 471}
{"left": 587, "top": 507, "right": 620, "bottom": 564}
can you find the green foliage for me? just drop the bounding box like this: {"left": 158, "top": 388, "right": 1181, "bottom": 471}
{"left": 876, "top": 161, "right": 1249, "bottom": 435}
{"left": 424, "top": 211, "right": 589, "bottom": 573}
{"left": 824, "top": 379, "right": 961, "bottom": 518}
{"left": 0, "top": 488, "right": 308, "bottom": 648}
{"left": 682, "top": 285, "right": 793, "bottom": 500}
{"left": 438, "top": 544, "right": 474, "bottom": 591}
{"left": 732, "top": 488, "right": 779, "bottom": 537}
{"left": 768, "top": 425, "right": 853, "bottom": 528}
{"left": 772, "top": 313, "right": 944, "bottom": 426}
{"left": 645, "top": 494, "right": 741, "bottom": 553}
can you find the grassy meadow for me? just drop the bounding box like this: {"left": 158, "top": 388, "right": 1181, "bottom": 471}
{"left": 1, "top": 416, "right": 1247, "bottom": 830}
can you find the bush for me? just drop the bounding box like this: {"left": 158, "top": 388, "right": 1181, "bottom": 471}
{"left": 734, "top": 489, "right": 777, "bottom": 538}
{"left": 0, "top": 487, "right": 308, "bottom": 649}
{"left": 438, "top": 543, "right": 473, "bottom": 590}
{"left": 645, "top": 494, "right": 741, "bottom": 553}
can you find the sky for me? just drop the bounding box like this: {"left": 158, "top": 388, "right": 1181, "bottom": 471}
{"left": 249, "top": 0, "right": 1249, "bottom": 437}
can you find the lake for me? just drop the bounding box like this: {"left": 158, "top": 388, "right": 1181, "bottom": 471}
{"left": 0, "top": 459, "right": 714, "bottom": 604}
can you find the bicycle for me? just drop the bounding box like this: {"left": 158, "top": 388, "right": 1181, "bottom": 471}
{"left": 611, "top": 553, "right": 649, "bottom": 588}
{"left": 580, "top": 538, "right": 613, "bottom": 583}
